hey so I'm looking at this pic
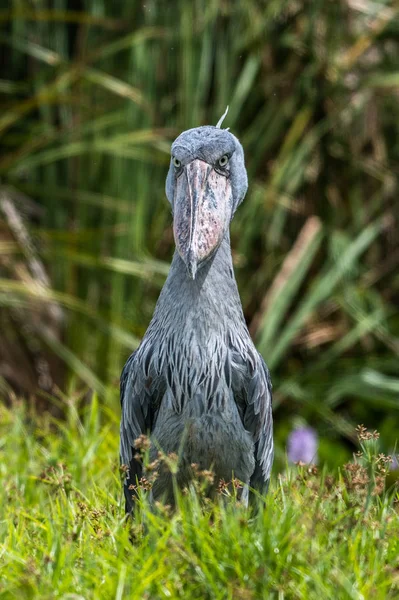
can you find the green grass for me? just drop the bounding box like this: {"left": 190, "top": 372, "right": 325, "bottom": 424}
{"left": 1, "top": 400, "right": 398, "bottom": 599}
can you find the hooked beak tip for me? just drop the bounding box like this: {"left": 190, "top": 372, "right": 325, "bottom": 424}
{"left": 187, "top": 255, "right": 197, "bottom": 280}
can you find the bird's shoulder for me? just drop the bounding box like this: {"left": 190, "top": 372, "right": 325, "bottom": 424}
{"left": 230, "top": 342, "right": 271, "bottom": 395}
{"left": 120, "top": 340, "right": 166, "bottom": 405}
{"left": 120, "top": 350, "right": 137, "bottom": 405}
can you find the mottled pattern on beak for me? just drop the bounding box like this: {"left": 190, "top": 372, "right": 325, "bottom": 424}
{"left": 173, "top": 159, "right": 232, "bottom": 279}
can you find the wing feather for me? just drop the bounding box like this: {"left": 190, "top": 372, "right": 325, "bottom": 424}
{"left": 120, "top": 350, "right": 156, "bottom": 512}
{"left": 242, "top": 352, "right": 274, "bottom": 491}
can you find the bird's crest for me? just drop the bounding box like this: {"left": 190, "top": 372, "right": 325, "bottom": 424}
{"left": 216, "top": 106, "right": 229, "bottom": 130}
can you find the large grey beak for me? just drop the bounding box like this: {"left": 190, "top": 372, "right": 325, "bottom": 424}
{"left": 173, "top": 159, "right": 232, "bottom": 279}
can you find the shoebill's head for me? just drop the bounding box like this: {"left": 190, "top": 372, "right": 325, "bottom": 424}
{"left": 165, "top": 114, "right": 248, "bottom": 279}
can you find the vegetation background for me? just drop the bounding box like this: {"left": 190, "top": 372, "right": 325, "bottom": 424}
{"left": 1, "top": 1, "right": 399, "bottom": 597}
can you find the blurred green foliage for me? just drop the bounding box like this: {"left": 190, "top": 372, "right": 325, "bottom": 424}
{"left": 0, "top": 0, "right": 398, "bottom": 463}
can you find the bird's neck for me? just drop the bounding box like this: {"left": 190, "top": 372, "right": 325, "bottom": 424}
{"left": 153, "top": 233, "right": 247, "bottom": 337}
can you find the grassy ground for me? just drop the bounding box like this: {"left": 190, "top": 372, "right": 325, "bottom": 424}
{"left": 1, "top": 399, "right": 398, "bottom": 600}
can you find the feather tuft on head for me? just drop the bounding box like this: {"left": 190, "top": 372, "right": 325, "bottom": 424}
{"left": 216, "top": 106, "right": 229, "bottom": 129}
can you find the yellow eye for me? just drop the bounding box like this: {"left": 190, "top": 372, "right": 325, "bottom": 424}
{"left": 219, "top": 155, "right": 229, "bottom": 167}
{"left": 173, "top": 157, "right": 181, "bottom": 168}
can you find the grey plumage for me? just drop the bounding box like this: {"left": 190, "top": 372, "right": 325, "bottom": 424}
{"left": 120, "top": 124, "right": 273, "bottom": 511}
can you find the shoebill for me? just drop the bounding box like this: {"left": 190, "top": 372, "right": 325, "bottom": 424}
{"left": 120, "top": 114, "right": 273, "bottom": 511}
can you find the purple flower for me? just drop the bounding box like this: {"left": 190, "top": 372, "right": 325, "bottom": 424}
{"left": 390, "top": 454, "right": 399, "bottom": 470}
{"left": 287, "top": 426, "right": 318, "bottom": 464}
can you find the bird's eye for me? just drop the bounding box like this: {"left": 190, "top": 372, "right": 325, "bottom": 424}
{"left": 218, "top": 155, "right": 229, "bottom": 167}
{"left": 173, "top": 157, "right": 181, "bottom": 168}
